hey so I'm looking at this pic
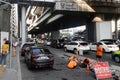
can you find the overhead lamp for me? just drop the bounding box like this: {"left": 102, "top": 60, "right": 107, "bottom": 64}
{"left": 35, "top": 27, "right": 39, "bottom": 29}
{"left": 92, "top": 17, "right": 103, "bottom": 22}
{"left": 47, "top": 14, "right": 63, "bottom": 24}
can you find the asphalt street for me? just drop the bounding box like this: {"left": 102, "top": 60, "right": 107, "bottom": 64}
{"left": 20, "top": 46, "right": 120, "bottom": 80}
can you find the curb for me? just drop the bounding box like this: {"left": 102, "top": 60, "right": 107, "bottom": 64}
{"left": 17, "top": 47, "right": 22, "bottom": 80}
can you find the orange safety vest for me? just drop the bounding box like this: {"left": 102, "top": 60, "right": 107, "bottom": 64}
{"left": 67, "top": 60, "right": 77, "bottom": 69}
{"left": 68, "top": 56, "right": 75, "bottom": 62}
{"left": 96, "top": 45, "right": 103, "bottom": 56}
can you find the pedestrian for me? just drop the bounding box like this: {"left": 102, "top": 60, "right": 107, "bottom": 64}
{"left": 12, "top": 40, "right": 18, "bottom": 57}
{"left": 96, "top": 43, "right": 103, "bottom": 62}
{"left": 0, "top": 40, "right": 10, "bottom": 67}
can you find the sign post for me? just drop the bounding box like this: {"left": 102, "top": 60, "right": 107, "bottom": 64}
{"left": 93, "top": 62, "right": 112, "bottom": 80}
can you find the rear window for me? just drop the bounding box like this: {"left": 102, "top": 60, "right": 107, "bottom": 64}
{"left": 32, "top": 49, "right": 41, "bottom": 54}
{"left": 102, "top": 41, "right": 113, "bottom": 45}
{"left": 104, "top": 42, "right": 113, "bottom": 45}
{"left": 80, "top": 43, "right": 88, "bottom": 45}
{"left": 32, "top": 48, "right": 50, "bottom": 54}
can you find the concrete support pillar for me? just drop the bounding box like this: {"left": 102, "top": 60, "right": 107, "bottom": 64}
{"left": 115, "top": 18, "right": 118, "bottom": 39}
{"left": 51, "top": 31, "right": 60, "bottom": 40}
{"left": 86, "top": 22, "right": 96, "bottom": 42}
{"left": 21, "top": 7, "right": 26, "bottom": 45}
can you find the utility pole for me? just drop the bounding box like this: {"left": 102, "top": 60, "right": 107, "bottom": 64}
{"left": 0, "top": 0, "right": 13, "bottom": 69}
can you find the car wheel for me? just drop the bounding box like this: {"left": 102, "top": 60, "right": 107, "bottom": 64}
{"left": 21, "top": 53, "right": 24, "bottom": 56}
{"left": 64, "top": 47, "right": 67, "bottom": 52}
{"left": 49, "top": 65, "right": 53, "bottom": 69}
{"left": 73, "top": 49, "right": 77, "bottom": 54}
{"left": 114, "top": 56, "right": 120, "bottom": 63}
{"left": 24, "top": 57, "right": 26, "bottom": 63}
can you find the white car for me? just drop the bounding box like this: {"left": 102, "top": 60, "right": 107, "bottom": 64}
{"left": 90, "top": 42, "right": 119, "bottom": 52}
{"left": 64, "top": 41, "right": 90, "bottom": 54}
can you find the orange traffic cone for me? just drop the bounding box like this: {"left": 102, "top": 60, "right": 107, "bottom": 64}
{"left": 85, "top": 66, "right": 91, "bottom": 73}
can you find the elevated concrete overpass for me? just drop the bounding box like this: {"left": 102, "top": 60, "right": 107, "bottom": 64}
{"left": 15, "top": 0, "right": 120, "bottom": 43}
{"left": 21, "top": 0, "right": 120, "bottom": 34}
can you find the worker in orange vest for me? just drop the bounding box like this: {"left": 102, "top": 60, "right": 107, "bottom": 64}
{"left": 67, "top": 56, "right": 77, "bottom": 69}
{"left": 96, "top": 43, "right": 103, "bottom": 62}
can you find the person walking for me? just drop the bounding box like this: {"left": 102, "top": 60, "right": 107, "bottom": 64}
{"left": 12, "top": 40, "right": 18, "bottom": 57}
{"left": 0, "top": 40, "right": 9, "bottom": 67}
{"left": 96, "top": 43, "right": 103, "bottom": 62}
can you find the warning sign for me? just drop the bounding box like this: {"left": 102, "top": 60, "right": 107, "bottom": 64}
{"left": 93, "top": 62, "right": 112, "bottom": 79}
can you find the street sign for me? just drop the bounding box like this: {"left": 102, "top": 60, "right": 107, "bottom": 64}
{"left": 92, "top": 62, "right": 112, "bottom": 80}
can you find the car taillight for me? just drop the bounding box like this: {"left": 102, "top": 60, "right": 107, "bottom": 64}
{"left": 31, "top": 54, "right": 37, "bottom": 58}
{"left": 107, "top": 46, "right": 112, "bottom": 48}
{"left": 48, "top": 54, "right": 54, "bottom": 60}
{"left": 21, "top": 48, "right": 25, "bottom": 51}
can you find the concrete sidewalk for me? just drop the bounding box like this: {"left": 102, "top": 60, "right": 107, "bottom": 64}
{"left": 0, "top": 47, "right": 22, "bottom": 80}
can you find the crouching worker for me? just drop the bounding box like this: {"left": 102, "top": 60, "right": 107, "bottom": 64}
{"left": 67, "top": 56, "right": 77, "bottom": 69}
{"left": 82, "top": 58, "right": 92, "bottom": 72}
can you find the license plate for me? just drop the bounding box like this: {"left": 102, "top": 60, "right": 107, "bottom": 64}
{"left": 41, "top": 56, "right": 49, "bottom": 59}
{"left": 36, "top": 56, "right": 49, "bottom": 60}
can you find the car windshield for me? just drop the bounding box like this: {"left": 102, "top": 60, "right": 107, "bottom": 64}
{"left": 32, "top": 48, "right": 50, "bottom": 54}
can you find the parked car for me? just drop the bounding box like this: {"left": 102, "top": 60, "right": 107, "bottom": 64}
{"left": 21, "top": 42, "right": 36, "bottom": 56}
{"left": 24, "top": 46, "right": 54, "bottom": 69}
{"left": 100, "top": 39, "right": 117, "bottom": 44}
{"left": 64, "top": 41, "right": 90, "bottom": 54}
{"left": 112, "top": 51, "right": 120, "bottom": 63}
{"left": 100, "top": 39, "right": 120, "bottom": 49}
{"left": 90, "top": 42, "right": 119, "bottom": 52}
{"left": 50, "top": 39, "right": 64, "bottom": 48}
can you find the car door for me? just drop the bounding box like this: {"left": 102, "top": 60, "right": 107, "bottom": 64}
{"left": 68, "top": 42, "right": 78, "bottom": 51}
{"left": 90, "top": 42, "right": 97, "bottom": 51}
{"left": 66, "top": 42, "right": 72, "bottom": 50}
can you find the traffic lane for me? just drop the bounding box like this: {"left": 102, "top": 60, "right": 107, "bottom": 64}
{"left": 20, "top": 47, "right": 96, "bottom": 80}
{"left": 54, "top": 47, "right": 120, "bottom": 66}
{"left": 83, "top": 51, "right": 120, "bottom": 66}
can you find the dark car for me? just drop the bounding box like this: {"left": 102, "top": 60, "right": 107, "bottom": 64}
{"left": 21, "top": 42, "right": 36, "bottom": 56}
{"left": 50, "top": 39, "right": 64, "bottom": 48}
{"left": 24, "top": 46, "right": 54, "bottom": 69}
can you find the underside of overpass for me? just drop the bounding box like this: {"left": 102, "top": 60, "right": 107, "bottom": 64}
{"left": 28, "top": 10, "right": 96, "bottom": 34}
{"left": 18, "top": 0, "right": 120, "bottom": 35}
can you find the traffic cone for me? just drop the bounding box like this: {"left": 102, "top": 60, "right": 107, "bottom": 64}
{"left": 85, "top": 66, "right": 91, "bottom": 73}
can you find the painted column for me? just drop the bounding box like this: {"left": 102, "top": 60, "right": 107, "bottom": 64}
{"left": 21, "top": 6, "right": 26, "bottom": 45}
{"left": 115, "top": 18, "right": 118, "bottom": 39}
